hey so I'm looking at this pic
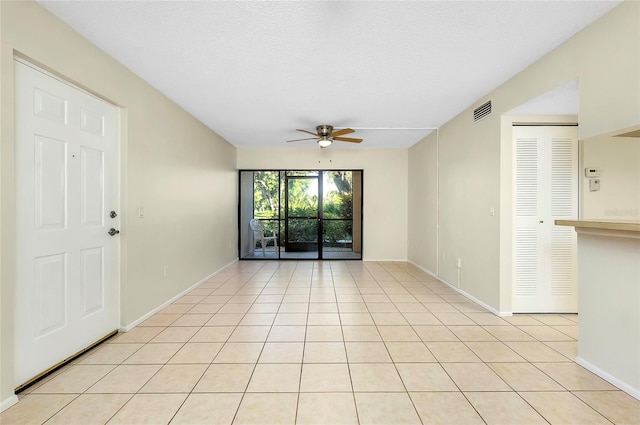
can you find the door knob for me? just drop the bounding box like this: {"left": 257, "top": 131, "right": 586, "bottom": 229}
{"left": 108, "top": 228, "right": 120, "bottom": 236}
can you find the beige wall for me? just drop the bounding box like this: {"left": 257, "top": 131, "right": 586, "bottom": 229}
{"left": 409, "top": 1, "right": 640, "bottom": 313}
{"left": 1, "top": 0, "right": 237, "bottom": 404}
{"left": 237, "top": 148, "right": 408, "bottom": 261}
{"left": 581, "top": 135, "right": 640, "bottom": 220}
{"left": 407, "top": 131, "right": 438, "bottom": 272}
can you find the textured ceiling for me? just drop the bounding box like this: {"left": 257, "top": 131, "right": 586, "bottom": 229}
{"left": 38, "top": 1, "right": 619, "bottom": 149}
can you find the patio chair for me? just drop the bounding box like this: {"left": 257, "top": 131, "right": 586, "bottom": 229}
{"left": 249, "top": 219, "right": 278, "bottom": 256}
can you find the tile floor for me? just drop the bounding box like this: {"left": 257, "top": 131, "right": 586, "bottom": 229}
{"left": 2, "top": 261, "right": 639, "bottom": 424}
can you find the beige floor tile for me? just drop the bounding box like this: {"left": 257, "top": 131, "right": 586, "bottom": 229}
{"left": 123, "top": 342, "right": 183, "bottom": 364}
{"left": 283, "top": 294, "right": 309, "bottom": 303}
{"left": 465, "top": 341, "right": 526, "bottom": 362}
{"left": 504, "top": 341, "right": 572, "bottom": 362}
{"left": 465, "top": 312, "right": 510, "bottom": 326}
{"left": 534, "top": 362, "right": 618, "bottom": 390}
{"left": 110, "top": 327, "right": 164, "bottom": 343}
{"left": 297, "top": 393, "right": 359, "bottom": 425}
{"left": 1, "top": 395, "right": 76, "bottom": 424}
{"left": 140, "top": 314, "right": 180, "bottom": 327}
{"left": 218, "top": 303, "right": 252, "bottom": 314}
{"left": 340, "top": 313, "right": 375, "bottom": 325}
{"left": 518, "top": 325, "right": 575, "bottom": 341}
{"left": 342, "top": 325, "right": 382, "bottom": 341}
{"left": 395, "top": 302, "right": 427, "bottom": 313}
{"left": 363, "top": 294, "right": 392, "bottom": 302}
{"left": 465, "top": 392, "right": 548, "bottom": 424}
{"left": 278, "top": 303, "right": 309, "bottom": 313}
{"left": 267, "top": 325, "right": 306, "bottom": 341}
{"left": 256, "top": 294, "right": 284, "bottom": 303}
{"left": 32, "top": 365, "right": 115, "bottom": 393}
{"left": 551, "top": 325, "right": 578, "bottom": 339}
{"left": 159, "top": 304, "right": 193, "bottom": 315}
{"left": 151, "top": 326, "right": 200, "bottom": 342}
{"left": 533, "top": 314, "right": 577, "bottom": 326}
{"left": 258, "top": 342, "right": 304, "bottom": 363}
{"left": 213, "top": 342, "right": 264, "bottom": 363}
{"left": 349, "top": 363, "right": 405, "bottom": 392}
{"left": 309, "top": 295, "right": 337, "bottom": 304}
{"left": 188, "top": 303, "right": 224, "bottom": 314}
{"left": 377, "top": 325, "right": 420, "bottom": 341}
{"left": 307, "top": 313, "right": 341, "bottom": 325}
{"left": 228, "top": 325, "right": 271, "bottom": 342}
{"left": 520, "top": 391, "right": 611, "bottom": 424}
{"left": 543, "top": 341, "right": 578, "bottom": 360}
{"left": 354, "top": 392, "right": 421, "bottom": 425}
{"left": 274, "top": 313, "right": 308, "bottom": 325}
{"left": 168, "top": 342, "right": 223, "bottom": 363}
{"left": 233, "top": 393, "right": 298, "bottom": 425}
{"left": 345, "top": 342, "right": 392, "bottom": 362}
{"left": 171, "top": 393, "right": 242, "bottom": 425}
{"left": 396, "top": 363, "right": 457, "bottom": 391}
{"left": 140, "top": 364, "right": 207, "bottom": 393}
{"left": 170, "top": 313, "right": 213, "bottom": 327}
{"left": 239, "top": 313, "right": 276, "bottom": 326}
{"left": 413, "top": 325, "right": 459, "bottom": 341}
{"left": 371, "top": 312, "right": 409, "bottom": 325}
{"left": 300, "top": 363, "right": 353, "bottom": 392}
{"left": 422, "top": 301, "right": 458, "bottom": 312}
{"left": 203, "top": 295, "right": 232, "bottom": 303}
{"left": 190, "top": 326, "right": 235, "bottom": 342}
{"left": 574, "top": 390, "right": 640, "bottom": 425}
{"left": 304, "top": 342, "right": 347, "bottom": 363}
{"left": 410, "top": 392, "right": 484, "bottom": 424}
{"left": 386, "top": 342, "right": 436, "bottom": 362}
{"left": 86, "top": 364, "right": 161, "bottom": 393}
{"left": 45, "top": 394, "right": 132, "bottom": 425}
{"left": 489, "top": 363, "right": 564, "bottom": 391}
{"left": 248, "top": 303, "right": 280, "bottom": 313}
{"left": 425, "top": 342, "right": 481, "bottom": 362}
{"left": 247, "top": 363, "right": 301, "bottom": 392}
{"left": 366, "top": 302, "right": 399, "bottom": 312}
{"left": 78, "top": 343, "right": 143, "bottom": 364}
{"left": 206, "top": 313, "right": 244, "bottom": 326}
{"left": 305, "top": 325, "right": 343, "bottom": 341}
{"left": 193, "top": 363, "right": 255, "bottom": 392}
{"left": 337, "top": 302, "right": 368, "bottom": 312}
{"left": 432, "top": 312, "right": 476, "bottom": 325}
{"left": 483, "top": 325, "right": 537, "bottom": 341}
{"left": 107, "top": 393, "right": 186, "bottom": 424}
{"left": 403, "top": 312, "right": 443, "bottom": 325}
{"left": 442, "top": 363, "right": 511, "bottom": 391}
{"left": 175, "top": 294, "right": 206, "bottom": 304}
{"left": 449, "top": 325, "right": 497, "bottom": 341}
{"left": 503, "top": 315, "right": 545, "bottom": 325}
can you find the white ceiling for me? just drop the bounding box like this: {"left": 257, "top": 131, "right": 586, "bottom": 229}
{"left": 38, "top": 1, "right": 619, "bottom": 149}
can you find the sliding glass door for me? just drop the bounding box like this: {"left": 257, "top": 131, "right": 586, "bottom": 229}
{"left": 239, "top": 170, "right": 362, "bottom": 260}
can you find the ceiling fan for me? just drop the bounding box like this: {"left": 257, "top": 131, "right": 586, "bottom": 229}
{"left": 286, "top": 125, "right": 363, "bottom": 148}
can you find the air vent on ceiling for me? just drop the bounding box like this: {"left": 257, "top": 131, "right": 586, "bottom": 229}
{"left": 474, "top": 100, "right": 492, "bottom": 122}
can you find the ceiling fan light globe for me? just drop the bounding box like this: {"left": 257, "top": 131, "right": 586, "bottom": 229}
{"left": 318, "top": 137, "right": 332, "bottom": 148}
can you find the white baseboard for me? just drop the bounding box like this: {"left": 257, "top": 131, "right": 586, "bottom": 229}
{"left": 362, "top": 258, "right": 409, "bottom": 262}
{"left": 408, "top": 260, "right": 512, "bottom": 317}
{"left": 119, "top": 258, "right": 238, "bottom": 332}
{"left": 1, "top": 395, "right": 18, "bottom": 413}
{"left": 576, "top": 356, "right": 640, "bottom": 400}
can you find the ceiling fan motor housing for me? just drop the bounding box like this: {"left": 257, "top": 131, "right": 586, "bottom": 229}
{"left": 316, "top": 125, "right": 333, "bottom": 136}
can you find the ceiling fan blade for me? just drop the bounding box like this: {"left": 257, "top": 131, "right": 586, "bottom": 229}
{"left": 286, "top": 137, "right": 318, "bottom": 143}
{"left": 296, "top": 129, "right": 319, "bottom": 137}
{"left": 334, "top": 137, "right": 363, "bottom": 143}
{"left": 330, "top": 128, "right": 355, "bottom": 137}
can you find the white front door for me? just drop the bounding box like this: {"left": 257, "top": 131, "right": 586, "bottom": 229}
{"left": 14, "top": 61, "right": 120, "bottom": 386}
{"left": 513, "top": 125, "right": 578, "bottom": 313}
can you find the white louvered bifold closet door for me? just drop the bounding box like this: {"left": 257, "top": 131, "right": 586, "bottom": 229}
{"left": 513, "top": 126, "right": 578, "bottom": 313}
